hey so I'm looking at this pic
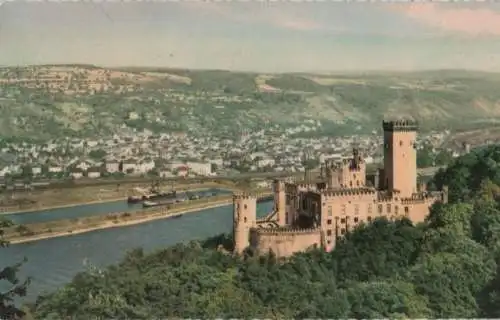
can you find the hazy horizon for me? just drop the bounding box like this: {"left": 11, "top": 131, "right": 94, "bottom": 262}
{"left": 1, "top": 2, "right": 500, "bottom": 73}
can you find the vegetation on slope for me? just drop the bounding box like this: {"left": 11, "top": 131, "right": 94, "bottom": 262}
{"left": 2, "top": 66, "right": 500, "bottom": 139}
{"left": 25, "top": 145, "right": 500, "bottom": 319}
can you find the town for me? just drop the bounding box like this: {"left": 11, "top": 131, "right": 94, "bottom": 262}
{"left": 0, "top": 125, "right": 465, "bottom": 184}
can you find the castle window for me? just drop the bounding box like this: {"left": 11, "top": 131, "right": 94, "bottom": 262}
{"left": 404, "top": 206, "right": 409, "bottom": 215}
{"left": 400, "top": 140, "right": 403, "bottom": 146}
{"left": 244, "top": 217, "right": 247, "bottom": 223}
{"left": 302, "top": 199, "right": 307, "bottom": 210}
{"left": 244, "top": 204, "right": 247, "bottom": 210}
{"left": 395, "top": 206, "right": 399, "bottom": 215}
{"left": 349, "top": 181, "right": 353, "bottom": 187}
{"left": 341, "top": 218, "right": 346, "bottom": 224}
{"left": 327, "top": 219, "right": 332, "bottom": 225}
{"left": 327, "top": 230, "right": 332, "bottom": 236}
{"left": 327, "top": 240, "right": 331, "bottom": 245}
{"left": 286, "top": 212, "right": 289, "bottom": 222}
{"left": 367, "top": 216, "right": 372, "bottom": 222}
{"left": 356, "top": 180, "right": 360, "bottom": 187}
{"left": 341, "top": 228, "right": 346, "bottom": 235}
{"left": 354, "top": 217, "right": 359, "bottom": 223}
{"left": 387, "top": 204, "right": 391, "bottom": 214}
{"left": 354, "top": 204, "right": 359, "bottom": 215}
{"left": 328, "top": 206, "right": 333, "bottom": 217}
{"left": 341, "top": 204, "right": 346, "bottom": 214}
{"left": 378, "top": 204, "right": 383, "bottom": 214}
{"left": 368, "top": 204, "right": 373, "bottom": 214}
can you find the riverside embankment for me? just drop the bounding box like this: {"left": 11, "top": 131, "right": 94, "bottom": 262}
{"left": 3, "top": 191, "right": 273, "bottom": 244}
{"left": 0, "top": 181, "right": 238, "bottom": 215}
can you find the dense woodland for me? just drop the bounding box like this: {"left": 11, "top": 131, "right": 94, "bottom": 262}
{"left": 4, "top": 145, "right": 500, "bottom": 318}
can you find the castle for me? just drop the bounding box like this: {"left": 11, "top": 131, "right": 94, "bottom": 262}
{"left": 232, "top": 119, "right": 448, "bottom": 257}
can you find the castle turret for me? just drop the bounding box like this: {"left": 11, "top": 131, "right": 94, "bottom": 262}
{"left": 273, "top": 179, "right": 286, "bottom": 226}
{"left": 382, "top": 119, "right": 418, "bottom": 197}
{"left": 233, "top": 193, "right": 257, "bottom": 255}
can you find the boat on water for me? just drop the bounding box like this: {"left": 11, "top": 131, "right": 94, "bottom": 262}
{"left": 128, "top": 190, "right": 177, "bottom": 204}
{"left": 171, "top": 214, "right": 183, "bottom": 219}
{"left": 144, "top": 190, "right": 177, "bottom": 201}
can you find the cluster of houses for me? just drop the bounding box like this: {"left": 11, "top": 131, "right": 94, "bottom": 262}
{"left": 0, "top": 158, "right": 214, "bottom": 180}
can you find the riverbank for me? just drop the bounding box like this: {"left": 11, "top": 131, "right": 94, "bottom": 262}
{"left": 0, "top": 182, "right": 236, "bottom": 215}
{"left": 4, "top": 191, "right": 273, "bottom": 244}
{"left": 8, "top": 200, "right": 233, "bottom": 244}
{"left": 4, "top": 195, "right": 234, "bottom": 244}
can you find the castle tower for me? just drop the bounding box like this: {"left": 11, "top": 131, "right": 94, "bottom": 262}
{"left": 382, "top": 119, "right": 418, "bottom": 197}
{"left": 233, "top": 193, "right": 257, "bottom": 255}
{"left": 325, "top": 161, "right": 338, "bottom": 188}
{"left": 273, "top": 179, "right": 286, "bottom": 226}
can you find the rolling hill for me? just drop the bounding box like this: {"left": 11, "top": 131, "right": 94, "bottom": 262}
{"left": 0, "top": 65, "right": 499, "bottom": 140}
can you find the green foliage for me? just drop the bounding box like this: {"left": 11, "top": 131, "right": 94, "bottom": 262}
{"left": 88, "top": 149, "right": 107, "bottom": 160}
{"left": 4, "top": 67, "right": 500, "bottom": 139}
{"left": 1, "top": 220, "right": 30, "bottom": 319}
{"left": 20, "top": 145, "right": 500, "bottom": 318}
{"left": 433, "top": 145, "right": 500, "bottom": 202}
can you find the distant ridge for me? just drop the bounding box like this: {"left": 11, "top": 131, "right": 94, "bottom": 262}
{"left": 1, "top": 64, "right": 500, "bottom": 140}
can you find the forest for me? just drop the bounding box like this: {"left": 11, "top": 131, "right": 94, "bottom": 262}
{"left": 4, "top": 145, "right": 500, "bottom": 319}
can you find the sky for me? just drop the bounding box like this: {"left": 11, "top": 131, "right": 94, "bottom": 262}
{"left": 1, "top": 1, "right": 500, "bottom": 72}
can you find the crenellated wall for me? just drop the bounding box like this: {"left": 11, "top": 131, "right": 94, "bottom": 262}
{"left": 250, "top": 227, "right": 322, "bottom": 258}
{"left": 233, "top": 119, "right": 450, "bottom": 258}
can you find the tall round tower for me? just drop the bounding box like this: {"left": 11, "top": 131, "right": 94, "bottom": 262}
{"left": 233, "top": 193, "right": 257, "bottom": 255}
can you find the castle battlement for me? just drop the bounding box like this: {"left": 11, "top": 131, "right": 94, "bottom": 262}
{"left": 296, "top": 183, "right": 317, "bottom": 190}
{"left": 252, "top": 226, "right": 321, "bottom": 237}
{"left": 400, "top": 192, "right": 441, "bottom": 205}
{"left": 233, "top": 193, "right": 257, "bottom": 200}
{"left": 321, "top": 187, "right": 376, "bottom": 198}
{"left": 233, "top": 118, "right": 446, "bottom": 257}
{"left": 382, "top": 119, "right": 418, "bottom": 132}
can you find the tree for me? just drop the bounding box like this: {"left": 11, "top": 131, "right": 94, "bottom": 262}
{"left": 1, "top": 218, "right": 30, "bottom": 319}
{"left": 88, "top": 149, "right": 107, "bottom": 160}
{"left": 27, "top": 144, "right": 500, "bottom": 319}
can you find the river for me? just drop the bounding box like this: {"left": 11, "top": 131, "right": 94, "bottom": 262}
{"left": 4, "top": 188, "right": 230, "bottom": 224}
{"left": 0, "top": 199, "right": 273, "bottom": 302}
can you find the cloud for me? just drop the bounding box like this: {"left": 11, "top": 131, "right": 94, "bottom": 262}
{"left": 388, "top": 3, "right": 500, "bottom": 36}
{"left": 178, "top": 2, "right": 326, "bottom": 32}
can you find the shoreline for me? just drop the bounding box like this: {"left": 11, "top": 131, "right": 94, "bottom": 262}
{"left": 0, "top": 197, "right": 126, "bottom": 215}
{"left": 0, "top": 184, "right": 235, "bottom": 216}
{"left": 8, "top": 200, "right": 233, "bottom": 244}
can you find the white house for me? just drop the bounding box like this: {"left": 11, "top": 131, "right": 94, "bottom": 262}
{"left": 70, "top": 168, "right": 83, "bottom": 179}
{"left": 105, "top": 161, "right": 120, "bottom": 173}
{"left": 49, "top": 165, "right": 63, "bottom": 173}
{"left": 76, "top": 161, "right": 91, "bottom": 171}
{"left": 136, "top": 159, "right": 155, "bottom": 174}
{"left": 186, "top": 162, "right": 212, "bottom": 176}
{"left": 87, "top": 167, "right": 101, "bottom": 179}
{"left": 122, "top": 160, "right": 137, "bottom": 174}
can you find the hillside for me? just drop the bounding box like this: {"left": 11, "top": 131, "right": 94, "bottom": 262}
{"left": 1, "top": 65, "right": 500, "bottom": 140}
